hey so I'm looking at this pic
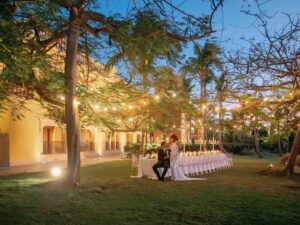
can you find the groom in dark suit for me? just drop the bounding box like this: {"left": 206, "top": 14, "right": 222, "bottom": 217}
{"left": 152, "top": 141, "right": 171, "bottom": 181}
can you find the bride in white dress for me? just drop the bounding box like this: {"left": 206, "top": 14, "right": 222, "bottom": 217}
{"left": 170, "top": 134, "right": 206, "bottom": 181}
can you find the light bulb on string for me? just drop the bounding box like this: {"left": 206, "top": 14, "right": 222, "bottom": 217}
{"left": 94, "top": 104, "right": 100, "bottom": 110}
{"left": 73, "top": 100, "right": 80, "bottom": 106}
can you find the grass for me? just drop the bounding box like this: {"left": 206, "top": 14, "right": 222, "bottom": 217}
{"left": 0, "top": 153, "right": 300, "bottom": 225}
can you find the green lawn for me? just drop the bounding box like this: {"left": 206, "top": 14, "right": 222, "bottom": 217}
{"left": 0, "top": 153, "right": 300, "bottom": 225}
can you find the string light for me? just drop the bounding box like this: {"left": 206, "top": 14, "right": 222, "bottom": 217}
{"left": 103, "top": 107, "right": 108, "bottom": 112}
{"left": 74, "top": 100, "right": 80, "bottom": 106}
{"left": 129, "top": 105, "right": 133, "bottom": 109}
{"left": 117, "top": 119, "right": 122, "bottom": 123}
{"left": 172, "top": 93, "right": 177, "bottom": 97}
{"left": 202, "top": 105, "right": 207, "bottom": 110}
{"left": 215, "top": 106, "right": 219, "bottom": 111}
{"left": 112, "top": 107, "right": 117, "bottom": 111}
{"left": 60, "top": 96, "right": 65, "bottom": 101}
{"left": 94, "top": 104, "right": 100, "bottom": 110}
{"left": 154, "top": 95, "right": 160, "bottom": 100}
{"left": 129, "top": 118, "right": 133, "bottom": 121}
{"left": 269, "top": 164, "right": 273, "bottom": 169}
{"left": 143, "top": 101, "right": 147, "bottom": 105}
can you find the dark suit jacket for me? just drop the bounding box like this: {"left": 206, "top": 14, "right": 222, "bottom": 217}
{"left": 157, "top": 148, "right": 170, "bottom": 167}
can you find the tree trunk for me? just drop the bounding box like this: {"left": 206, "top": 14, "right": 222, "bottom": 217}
{"left": 139, "top": 131, "right": 145, "bottom": 157}
{"left": 286, "top": 131, "right": 290, "bottom": 153}
{"left": 282, "top": 126, "right": 300, "bottom": 174}
{"left": 218, "top": 100, "right": 226, "bottom": 152}
{"left": 253, "top": 127, "right": 263, "bottom": 158}
{"left": 277, "top": 134, "right": 283, "bottom": 156}
{"left": 65, "top": 8, "right": 81, "bottom": 186}
{"left": 233, "top": 127, "right": 237, "bottom": 143}
{"left": 199, "top": 73, "right": 207, "bottom": 151}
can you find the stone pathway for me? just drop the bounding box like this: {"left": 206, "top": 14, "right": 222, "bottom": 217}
{"left": 0, "top": 155, "right": 123, "bottom": 176}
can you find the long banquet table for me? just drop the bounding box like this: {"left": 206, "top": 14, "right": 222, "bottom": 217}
{"left": 137, "top": 152, "right": 233, "bottom": 179}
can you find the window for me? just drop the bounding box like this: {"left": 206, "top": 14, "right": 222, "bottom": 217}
{"left": 126, "top": 133, "right": 133, "bottom": 144}
{"left": 43, "top": 126, "right": 65, "bottom": 154}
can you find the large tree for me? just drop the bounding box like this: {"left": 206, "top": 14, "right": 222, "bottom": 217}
{"left": 1, "top": 0, "right": 224, "bottom": 185}
{"left": 227, "top": 11, "right": 299, "bottom": 171}
{"left": 181, "top": 41, "right": 222, "bottom": 150}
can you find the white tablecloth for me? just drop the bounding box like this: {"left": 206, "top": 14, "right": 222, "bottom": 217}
{"left": 137, "top": 153, "right": 233, "bottom": 179}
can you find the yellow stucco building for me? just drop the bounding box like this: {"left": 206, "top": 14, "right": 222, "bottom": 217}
{"left": 0, "top": 35, "right": 193, "bottom": 167}
{"left": 0, "top": 98, "right": 142, "bottom": 166}
{"left": 0, "top": 38, "right": 142, "bottom": 166}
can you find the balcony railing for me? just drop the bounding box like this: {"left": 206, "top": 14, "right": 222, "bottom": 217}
{"left": 80, "top": 141, "right": 95, "bottom": 152}
{"left": 43, "top": 141, "right": 94, "bottom": 155}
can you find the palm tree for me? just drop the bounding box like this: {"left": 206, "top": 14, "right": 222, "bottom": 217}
{"left": 212, "top": 72, "right": 227, "bottom": 152}
{"left": 181, "top": 42, "right": 221, "bottom": 150}
{"left": 106, "top": 11, "right": 182, "bottom": 156}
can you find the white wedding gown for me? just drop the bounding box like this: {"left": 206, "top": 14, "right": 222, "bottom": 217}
{"left": 170, "top": 143, "right": 206, "bottom": 181}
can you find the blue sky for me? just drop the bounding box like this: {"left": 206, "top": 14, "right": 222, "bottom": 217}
{"left": 96, "top": 0, "right": 299, "bottom": 97}
{"left": 99, "top": 0, "right": 300, "bottom": 55}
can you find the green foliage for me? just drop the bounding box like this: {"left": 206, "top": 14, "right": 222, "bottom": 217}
{"left": 181, "top": 41, "right": 221, "bottom": 84}
{"left": 145, "top": 143, "right": 161, "bottom": 151}
{"left": 0, "top": 1, "right": 64, "bottom": 117}
{"left": 222, "top": 143, "right": 255, "bottom": 154}
{"left": 123, "top": 143, "right": 141, "bottom": 157}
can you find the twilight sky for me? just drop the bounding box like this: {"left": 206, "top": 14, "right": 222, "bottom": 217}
{"left": 96, "top": 0, "right": 299, "bottom": 98}
{"left": 99, "top": 0, "right": 300, "bottom": 55}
